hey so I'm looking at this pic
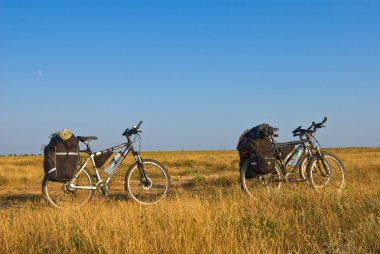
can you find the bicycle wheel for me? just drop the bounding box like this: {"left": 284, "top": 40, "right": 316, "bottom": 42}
{"left": 307, "top": 151, "right": 345, "bottom": 192}
{"left": 42, "top": 168, "right": 93, "bottom": 209}
{"left": 298, "top": 154, "right": 311, "bottom": 180}
{"left": 240, "top": 160, "right": 282, "bottom": 198}
{"left": 124, "top": 159, "right": 170, "bottom": 204}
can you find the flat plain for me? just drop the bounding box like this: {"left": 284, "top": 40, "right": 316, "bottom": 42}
{"left": 0, "top": 148, "right": 379, "bottom": 253}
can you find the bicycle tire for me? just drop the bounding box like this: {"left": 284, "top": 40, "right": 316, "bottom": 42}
{"left": 298, "top": 154, "right": 310, "bottom": 180}
{"left": 240, "top": 160, "right": 282, "bottom": 199}
{"left": 124, "top": 159, "right": 170, "bottom": 205}
{"left": 306, "top": 151, "right": 346, "bottom": 192}
{"left": 42, "top": 168, "right": 93, "bottom": 209}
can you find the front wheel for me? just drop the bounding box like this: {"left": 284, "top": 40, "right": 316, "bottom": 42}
{"left": 307, "top": 151, "right": 346, "bottom": 192}
{"left": 124, "top": 159, "right": 170, "bottom": 204}
{"left": 240, "top": 159, "right": 282, "bottom": 199}
{"left": 298, "top": 154, "right": 311, "bottom": 180}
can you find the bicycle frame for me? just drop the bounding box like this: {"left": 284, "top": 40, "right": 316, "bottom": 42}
{"left": 272, "top": 138, "right": 314, "bottom": 179}
{"left": 274, "top": 117, "right": 334, "bottom": 184}
{"left": 69, "top": 134, "right": 147, "bottom": 190}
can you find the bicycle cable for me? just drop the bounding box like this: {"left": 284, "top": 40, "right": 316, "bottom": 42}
{"left": 308, "top": 130, "right": 322, "bottom": 148}
{"left": 131, "top": 133, "right": 142, "bottom": 153}
{"left": 137, "top": 134, "right": 142, "bottom": 154}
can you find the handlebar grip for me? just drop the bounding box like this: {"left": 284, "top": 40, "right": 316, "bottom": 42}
{"left": 122, "top": 121, "right": 143, "bottom": 137}
{"left": 136, "top": 121, "right": 143, "bottom": 129}
{"left": 314, "top": 117, "right": 327, "bottom": 128}
{"left": 292, "top": 126, "right": 302, "bottom": 134}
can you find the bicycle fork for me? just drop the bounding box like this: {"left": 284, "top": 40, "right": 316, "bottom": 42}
{"left": 133, "top": 153, "right": 151, "bottom": 188}
{"left": 315, "top": 148, "right": 331, "bottom": 177}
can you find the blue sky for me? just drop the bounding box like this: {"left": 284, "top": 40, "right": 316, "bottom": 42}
{"left": 0, "top": 0, "right": 379, "bottom": 154}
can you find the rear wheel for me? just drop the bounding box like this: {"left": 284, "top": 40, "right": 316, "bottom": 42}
{"left": 240, "top": 160, "right": 282, "bottom": 199}
{"left": 307, "top": 151, "right": 345, "bottom": 192}
{"left": 42, "top": 168, "right": 93, "bottom": 209}
{"left": 124, "top": 159, "right": 170, "bottom": 204}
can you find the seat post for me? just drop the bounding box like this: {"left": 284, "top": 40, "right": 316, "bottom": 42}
{"left": 85, "top": 142, "right": 93, "bottom": 154}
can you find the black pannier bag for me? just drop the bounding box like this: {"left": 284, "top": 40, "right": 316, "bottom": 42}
{"left": 94, "top": 151, "right": 113, "bottom": 168}
{"left": 236, "top": 129, "right": 252, "bottom": 175}
{"left": 275, "top": 145, "right": 295, "bottom": 160}
{"left": 236, "top": 129, "right": 251, "bottom": 159}
{"left": 43, "top": 131, "right": 79, "bottom": 182}
{"left": 248, "top": 138, "right": 276, "bottom": 174}
{"left": 236, "top": 124, "right": 276, "bottom": 175}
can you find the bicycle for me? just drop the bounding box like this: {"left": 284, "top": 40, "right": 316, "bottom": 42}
{"left": 42, "top": 121, "right": 170, "bottom": 208}
{"left": 240, "top": 117, "right": 346, "bottom": 197}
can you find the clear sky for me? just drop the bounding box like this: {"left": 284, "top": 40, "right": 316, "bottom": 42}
{"left": 0, "top": 0, "right": 379, "bottom": 154}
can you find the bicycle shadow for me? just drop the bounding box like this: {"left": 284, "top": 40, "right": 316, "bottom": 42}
{"left": 107, "top": 193, "right": 129, "bottom": 201}
{"left": 0, "top": 193, "right": 43, "bottom": 208}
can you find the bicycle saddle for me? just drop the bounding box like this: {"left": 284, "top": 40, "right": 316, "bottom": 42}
{"left": 77, "top": 136, "right": 98, "bottom": 143}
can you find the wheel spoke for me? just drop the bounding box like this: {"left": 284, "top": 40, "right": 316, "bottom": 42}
{"left": 43, "top": 169, "right": 93, "bottom": 209}
{"left": 308, "top": 152, "right": 345, "bottom": 192}
{"left": 240, "top": 160, "right": 282, "bottom": 198}
{"left": 125, "top": 160, "right": 169, "bottom": 204}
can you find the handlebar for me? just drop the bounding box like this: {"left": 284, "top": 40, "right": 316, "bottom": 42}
{"left": 312, "top": 117, "right": 327, "bottom": 129}
{"left": 122, "top": 121, "right": 143, "bottom": 137}
{"left": 136, "top": 120, "right": 143, "bottom": 129}
{"left": 292, "top": 117, "right": 327, "bottom": 137}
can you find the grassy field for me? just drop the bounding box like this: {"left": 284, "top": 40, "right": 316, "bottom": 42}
{"left": 0, "top": 148, "right": 379, "bottom": 253}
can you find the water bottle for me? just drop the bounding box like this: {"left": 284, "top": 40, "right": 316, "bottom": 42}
{"left": 289, "top": 148, "right": 303, "bottom": 167}
{"left": 104, "top": 153, "right": 121, "bottom": 174}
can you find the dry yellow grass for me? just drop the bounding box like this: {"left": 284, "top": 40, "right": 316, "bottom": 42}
{"left": 0, "top": 148, "right": 379, "bottom": 253}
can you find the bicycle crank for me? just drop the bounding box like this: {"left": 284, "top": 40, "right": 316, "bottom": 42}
{"left": 284, "top": 173, "right": 297, "bottom": 182}
{"left": 97, "top": 182, "right": 110, "bottom": 197}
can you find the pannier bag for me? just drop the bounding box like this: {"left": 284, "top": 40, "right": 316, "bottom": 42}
{"left": 236, "top": 124, "right": 276, "bottom": 175}
{"left": 248, "top": 138, "right": 276, "bottom": 174}
{"left": 43, "top": 130, "right": 79, "bottom": 182}
{"left": 94, "top": 150, "right": 113, "bottom": 168}
{"left": 236, "top": 129, "right": 251, "bottom": 162}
